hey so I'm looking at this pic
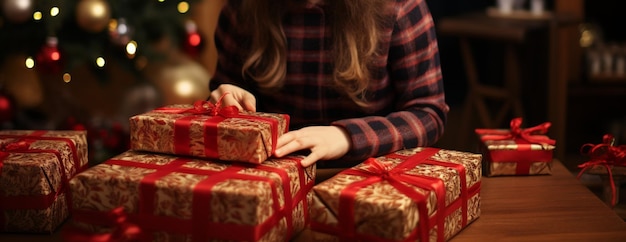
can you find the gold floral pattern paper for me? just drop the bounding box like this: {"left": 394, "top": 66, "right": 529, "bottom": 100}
{"left": 68, "top": 150, "right": 315, "bottom": 241}
{"left": 129, "top": 104, "right": 289, "bottom": 164}
{"left": 0, "top": 130, "right": 88, "bottom": 233}
{"left": 477, "top": 128, "right": 555, "bottom": 176}
{"left": 309, "top": 147, "right": 482, "bottom": 241}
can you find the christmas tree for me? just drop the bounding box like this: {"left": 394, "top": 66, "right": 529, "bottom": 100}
{"left": 0, "top": 0, "right": 217, "bottom": 164}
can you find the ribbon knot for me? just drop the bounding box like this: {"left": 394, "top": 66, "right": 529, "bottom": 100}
{"left": 186, "top": 93, "right": 239, "bottom": 117}
{"left": 476, "top": 117, "right": 555, "bottom": 145}
{"left": 577, "top": 134, "right": 626, "bottom": 207}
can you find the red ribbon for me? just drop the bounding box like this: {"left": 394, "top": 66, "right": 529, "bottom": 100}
{"left": 152, "top": 96, "right": 284, "bottom": 161}
{"left": 312, "top": 148, "right": 479, "bottom": 242}
{"left": 0, "top": 131, "right": 86, "bottom": 231}
{"left": 69, "top": 156, "right": 312, "bottom": 241}
{"left": 63, "top": 207, "right": 143, "bottom": 242}
{"left": 577, "top": 134, "right": 626, "bottom": 207}
{"left": 475, "top": 117, "right": 555, "bottom": 145}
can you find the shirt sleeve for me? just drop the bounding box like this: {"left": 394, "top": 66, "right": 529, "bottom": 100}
{"left": 209, "top": 3, "right": 254, "bottom": 92}
{"left": 331, "top": 0, "right": 449, "bottom": 162}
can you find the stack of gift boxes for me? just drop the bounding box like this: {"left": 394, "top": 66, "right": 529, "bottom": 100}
{"left": 2, "top": 100, "right": 489, "bottom": 241}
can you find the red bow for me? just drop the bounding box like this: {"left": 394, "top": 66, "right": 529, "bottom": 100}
{"left": 577, "top": 134, "right": 626, "bottom": 206}
{"left": 185, "top": 93, "right": 239, "bottom": 117}
{"left": 477, "top": 117, "right": 555, "bottom": 145}
{"left": 63, "top": 207, "right": 143, "bottom": 242}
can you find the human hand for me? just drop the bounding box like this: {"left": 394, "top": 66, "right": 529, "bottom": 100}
{"left": 274, "top": 126, "right": 351, "bottom": 167}
{"left": 209, "top": 84, "right": 256, "bottom": 112}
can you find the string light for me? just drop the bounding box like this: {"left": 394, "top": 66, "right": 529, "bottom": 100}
{"left": 25, "top": 57, "right": 35, "bottom": 69}
{"left": 63, "top": 73, "right": 72, "bottom": 83}
{"left": 126, "top": 40, "right": 137, "bottom": 57}
{"left": 96, "top": 57, "right": 106, "bottom": 67}
{"left": 177, "top": 1, "right": 189, "bottom": 13}
{"left": 50, "top": 7, "right": 60, "bottom": 17}
{"left": 33, "top": 11, "right": 42, "bottom": 21}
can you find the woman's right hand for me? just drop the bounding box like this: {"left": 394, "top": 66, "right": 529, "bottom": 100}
{"left": 209, "top": 84, "right": 257, "bottom": 112}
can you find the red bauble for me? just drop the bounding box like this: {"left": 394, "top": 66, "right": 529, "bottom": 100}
{"left": 183, "top": 21, "right": 202, "bottom": 58}
{"left": 36, "top": 37, "right": 63, "bottom": 73}
{"left": 0, "top": 94, "right": 15, "bottom": 123}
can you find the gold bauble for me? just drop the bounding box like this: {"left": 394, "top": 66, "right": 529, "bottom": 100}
{"left": 0, "top": 55, "right": 44, "bottom": 108}
{"left": 145, "top": 57, "right": 211, "bottom": 106}
{"left": 2, "top": 0, "right": 35, "bottom": 23}
{"left": 76, "top": 0, "right": 111, "bottom": 33}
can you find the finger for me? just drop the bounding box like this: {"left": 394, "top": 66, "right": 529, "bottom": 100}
{"left": 242, "top": 93, "right": 256, "bottom": 112}
{"left": 275, "top": 135, "right": 311, "bottom": 157}
{"left": 300, "top": 152, "right": 321, "bottom": 167}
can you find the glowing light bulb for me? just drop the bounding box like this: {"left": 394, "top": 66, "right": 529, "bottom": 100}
{"left": 96, "top": 57, "right": 106, "bottom": 67}
{"left": 25, "top": 57, "right": 35, "bottom": 69}
{"left": 50, "top": 7, "right": 60, "bottom": 17}
{"left": 177, "top": 2, "right": 189, "bottom": 13}
{"left": 33, "top": 11, "right": 42, "bottom": 20}
{"left": 126, "top": 41, "right": 137, "bottom": 55}
{"left": 63, "top": 73, "right": 72, "bottom": 83}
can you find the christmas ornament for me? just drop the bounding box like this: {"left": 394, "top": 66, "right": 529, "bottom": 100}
{"left": 0, "top": 92, "right": 15, "bottom": 123}
{"left": 36, "top": 37, "right": 63, "bottom": 73}
{"left": 116, "top": 81, "right": 162, "bottom": 131}
{"left": 0, "top": 54, "right": 44, "bottom": 108}
{"left": 2, "top": 0, "right": 34, "bottom": 23}
{"left": 183, "top": 20, "right": 203, "bottom": 58}
{"left": 145, "top": 56, "right": 210, "bottom": 105}
{"left": 76, "top": 0, "right": 111, "bottom": 33}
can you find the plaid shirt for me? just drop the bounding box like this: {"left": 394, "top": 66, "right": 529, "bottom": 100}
{"left": 210, "top": 0, "right": 449, "bottom": 164}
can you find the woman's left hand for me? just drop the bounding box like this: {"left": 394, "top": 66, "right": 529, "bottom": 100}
{"left": 273, "top": 126, "right": 351, "bottom": 167}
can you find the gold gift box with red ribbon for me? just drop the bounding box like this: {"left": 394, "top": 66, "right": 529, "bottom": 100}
{"left": 66, "top": 150, "right": 315, "bottom": 241}
{"left": 129, "top": 100, "right": 289, "bottom": 164}
{"left": 0, "top": 130, "right": 88, "bottom": 233}
{"left": 309, "top": 147, "right": 482, "bottom": 242}
{"left": 475, "top": 118, "right": 556, "bottom": 177}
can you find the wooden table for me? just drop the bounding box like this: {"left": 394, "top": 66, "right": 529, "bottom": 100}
{"left": 3, "top": 161, "right": 626, "bottom": 241}
{"left": 451, "top": 160, "right": 626, "bottom": 241}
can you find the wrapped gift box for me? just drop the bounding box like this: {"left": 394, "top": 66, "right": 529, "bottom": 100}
{"left": 67, "top": 150, "right": 315, "bottom": 241}
{"left": 129, "top": 101, "right": 289, "bottom": 164}
{"left": 0, "top": 130, "right": 88, "bottom": 233}
{"left": 309, "top": 147, "right": 482, "bottom": 242}
{"left": 475, "top": 118, "right": 556, "bottom": 177}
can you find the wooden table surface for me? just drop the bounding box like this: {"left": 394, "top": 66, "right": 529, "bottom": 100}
{"left": 3, "top": 160, "right": 626, "bottom": 241}
{"left": 451, "top": 160, "right": 626, "bottom": 241}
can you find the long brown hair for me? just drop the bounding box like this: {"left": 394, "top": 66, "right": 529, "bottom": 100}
{"left": 237, "top": 0, "right": 392, "bottom": 106}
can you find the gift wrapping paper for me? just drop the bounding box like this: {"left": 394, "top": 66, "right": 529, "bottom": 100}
{"left": 475, "top": 118, "right": 556, "bottom": 177}
{"left": 0, "top": 130, "right": 88, "bottom": 233}
{"left": 67, "top": 150, "right": 315, "bottom": 242}
{"left": 309, "top": 147, "right": 482, "bottom": 242}
{"left": 129, "top": 102, "right": 289, "bottom": 164}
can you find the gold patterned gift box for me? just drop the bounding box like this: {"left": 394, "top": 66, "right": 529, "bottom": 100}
{"left": 129, "top": 101, "right": 289, "bottom": 164}
{"left": 0, "top": 130, "right": 88, "bottom": 233}
{"left": 66, "top": 150, "right": 315, "bottom": 241}
{"left": 309, "top": 147, "right": 482, "bottom": 242}
{"left": 475, "top": 118, "right": 556, "bottom": 177}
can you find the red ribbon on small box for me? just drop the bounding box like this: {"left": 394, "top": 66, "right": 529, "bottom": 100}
{"left": 154, "top": 94, "right": 283, "bottom": 159}
{"left": 311, "top": 148, "right": 481, "bottom": 242}
{"left": 577, "top": 134, "right": 626, "bottom": 207}
{"left": 0, "top": 131, "right": 84, "bottom": 230}
{"left": 475, "top": 117, "right": 555, "bottom": 175}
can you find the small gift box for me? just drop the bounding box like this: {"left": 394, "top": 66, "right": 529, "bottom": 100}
{"left": 129, "top": 100, "right": 289, "bottom": 164}
{"left": 0, "top": 130, "right": 88, "bottom": 233}
{"left": 66, "top": 150, "right": 315, "bottom": 241}
{"left": 475, "top": 117, "right": 556, "bottom": 177}
{"left": 576, "top": 134, "right": 626, "bottom": 207}
{"left": 309, "top": 147, "right": 482, "bottom": 242}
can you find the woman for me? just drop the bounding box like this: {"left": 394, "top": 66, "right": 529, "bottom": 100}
{"left": 209, "top": 0, "right": 448, "bottom": 168}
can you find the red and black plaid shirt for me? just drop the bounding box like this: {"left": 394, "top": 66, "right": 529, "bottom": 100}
{"left": 210, "top": 0, "right": 449, "bottom": 164}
